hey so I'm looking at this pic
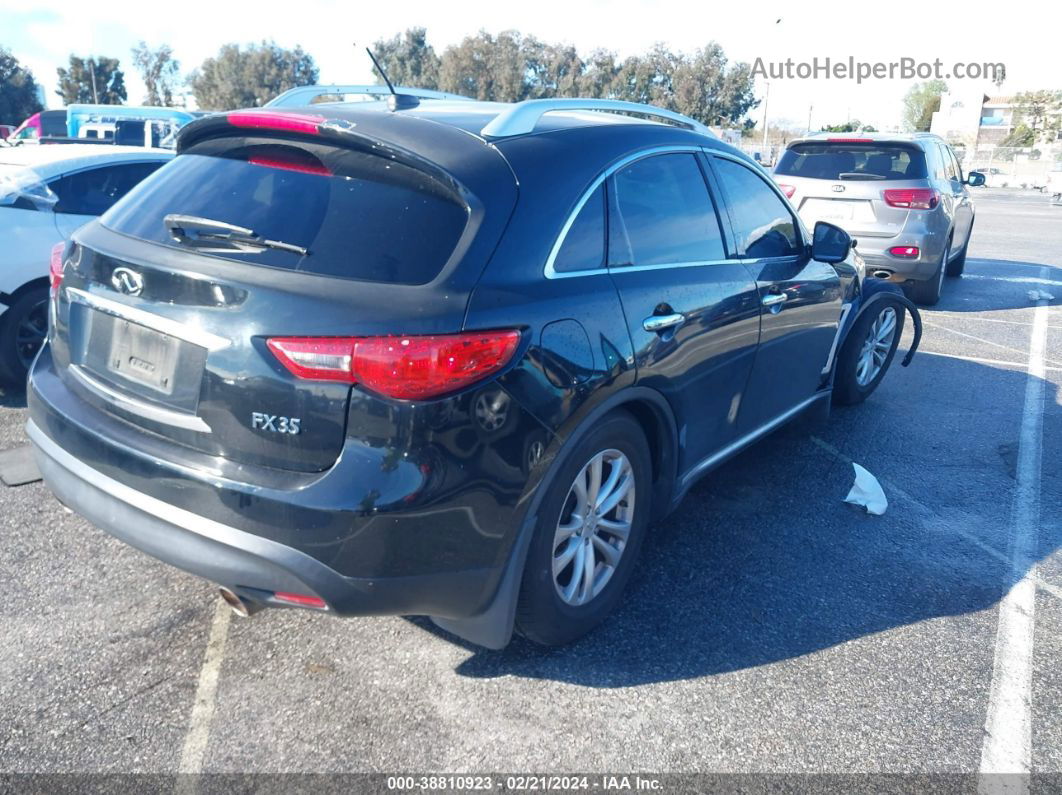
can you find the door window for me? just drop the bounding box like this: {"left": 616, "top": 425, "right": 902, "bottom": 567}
{"left": 608, "top": 153, "right": 726, "bottom": 267}
{"left": 49, "top": 162, "right": 164, "bottom": 216}
{"left": 938, "top": 145, "right": 958, "bottom": 181}
{"left": 713, "top": 158, "right": 801, "bottom": 259}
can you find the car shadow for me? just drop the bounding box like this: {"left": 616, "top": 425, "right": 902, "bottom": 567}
{"left": 0, "top": 382, "right": 27, "bottom": 410}
{"left": 418, "top": 354, "right": 1059, "bottom": 687}
{"left": 931, "top": 257, "right": 1061, "bottom": 313}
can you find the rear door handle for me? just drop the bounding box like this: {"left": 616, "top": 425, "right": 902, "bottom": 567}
{"left": 762, "top": 293, "right": 788, "bottom": 308}
{"left": 642, "top": 313, "right": 685, "bottom": 333}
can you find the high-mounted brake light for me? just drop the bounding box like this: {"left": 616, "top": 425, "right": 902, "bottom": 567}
{"left": 248, "top": 154, "right": 331, "bottom": 176}
{"left": 777, "top": 183, "right": 796, "bottom": 199}
{"left": 267, "top": 330, "right": 522, "bottom": 400}
{"left": 888, "top": 245, "right": 920, "bottom": 258}
{"left": 883, "top": 188, "right": 940, "bottom": 210}
{"left": 49, "top": 242, "right": 65, "bottom": 297}
{"left": 826, "top": 137, "right": 874, "bottom": 143}
{"left": 226, "top": 111, "right": 325, "bottom": 136}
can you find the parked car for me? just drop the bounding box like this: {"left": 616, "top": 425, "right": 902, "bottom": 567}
{"left": 27, "top": 95, "right": 920, "bottom": 648}
{"left": 0, "top": 145, "right": 172, "bottom": 383}
{"left": 773, "top": 133, "right": 985, "bottom": 305}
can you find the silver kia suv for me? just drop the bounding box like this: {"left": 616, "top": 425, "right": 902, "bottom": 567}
{"left": 773, "top": 133, "right": 985, "bottom": 305}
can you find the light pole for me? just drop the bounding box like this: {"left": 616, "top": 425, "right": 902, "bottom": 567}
{"left": 761, "top": 80, "right": 770, "bottom": 162}
{"left": 89, "top": 57, "right": 99, "bottom": 104}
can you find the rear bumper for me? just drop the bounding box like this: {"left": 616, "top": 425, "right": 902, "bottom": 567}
{"left": 28, "top": 418, "right": 497, "bottom": 617}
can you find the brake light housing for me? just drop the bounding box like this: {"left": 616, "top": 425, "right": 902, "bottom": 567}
{"left": 883, "top": 188, "right": 940, "bottom": 210}
{"left": 49, "top": 242, "right": 65, "bottom": 297}
{"left": 888, "top": 245, "right": 920, "bottom": 259}
{"left": 777, "top": 183, "right": 796, "bottom": 199}
{"left": 267, "top": 330, "right": 522, "bottom": 400}
{"left": 226, "top": 111, "right": 325, "bottom": 136}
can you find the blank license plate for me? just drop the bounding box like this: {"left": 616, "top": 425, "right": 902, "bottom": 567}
{"left": 106, "top": 319, "right": 180, "bottom": 395}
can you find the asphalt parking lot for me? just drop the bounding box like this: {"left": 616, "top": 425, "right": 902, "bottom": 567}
{"left": 1, "top": 188, "right": 1060, "bottom": 787}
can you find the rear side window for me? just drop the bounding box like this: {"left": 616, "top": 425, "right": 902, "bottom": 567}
{"left": 608, "top": 153, "right": 725, "bottom": 267}
{"left": 50, "top": 162, "right": 164, "bottom": 216}
{"left": 102, "top": 138, "right": 470, "bottom": 286}
{"left": 775, "top": 143, "right": 928, "bottom": 181}
{"left": 553, "top": 185, "right": 605, "bottom": 273}
{"left": 713, "top": 158, "right": 801, "bottom": 259}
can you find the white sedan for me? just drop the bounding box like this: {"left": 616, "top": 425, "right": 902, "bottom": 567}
{"left": 0, "top": 145, "right": 172, "bottom": 384}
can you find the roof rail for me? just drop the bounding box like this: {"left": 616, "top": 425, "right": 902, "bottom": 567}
{"left": 480, "top": 99, "right": 713, "bottom": 138}
{"left": 265, "top": 85, "right": 472, "bottom": 108}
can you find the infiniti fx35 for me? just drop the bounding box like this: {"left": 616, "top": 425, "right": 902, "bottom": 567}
{"left": 28, "top": 97, "right": 920, "bottom": 647}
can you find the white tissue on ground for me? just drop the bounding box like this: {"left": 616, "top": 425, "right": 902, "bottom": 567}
{"left": 1027, "top": 289, "right": 1055, "bottom": 301}
{"left": 844, "top": 463, "right": 888, "bottom": 516}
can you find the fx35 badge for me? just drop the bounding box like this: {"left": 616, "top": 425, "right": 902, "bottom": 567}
{"left": 251, "top": 412, "right": 301, "bottom": 435}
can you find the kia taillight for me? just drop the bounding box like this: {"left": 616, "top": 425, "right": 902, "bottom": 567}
{"left": 888, "top": 245, "right": 920, "bottom": 258}
{"left": 49, "top": 242, "right": 65, "bottom": 297}
{"left": 777, "top": 183, "right": 796, "bottom": 199}
{"left": 267, "top": 330, "right": 522, "bottom": 400}
{"left": 883, "top": 188, "right": 940, "bottom": 210}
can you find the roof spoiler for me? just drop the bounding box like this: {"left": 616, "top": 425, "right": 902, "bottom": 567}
{"left": 265, "top": 85, "right": 473, "bottom": 109}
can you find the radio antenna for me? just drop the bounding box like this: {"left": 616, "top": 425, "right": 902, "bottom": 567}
{"left": 363, "top": 46, "right": 419, "bottom": 110}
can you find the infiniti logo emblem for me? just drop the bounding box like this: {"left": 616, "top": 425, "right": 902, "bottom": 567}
{"left": 111, "top": 267, "right": 145, "bottom": 297}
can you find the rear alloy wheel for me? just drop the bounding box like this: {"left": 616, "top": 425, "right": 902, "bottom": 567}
{"left": 0, "top": 286, "right": 49, "bottom": 386}
{"left": 833, "top": 303, "right": 904, "bottom": 405}
{"left": 516, "top": 411, "right": 650, "bottom": 646}
{"left": 908, "top": 238, "right": 949, "bottom": 306}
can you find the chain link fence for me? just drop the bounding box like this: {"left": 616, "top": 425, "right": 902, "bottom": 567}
{"left": 957, "top": 145, "right": 1062, "bottom": 191}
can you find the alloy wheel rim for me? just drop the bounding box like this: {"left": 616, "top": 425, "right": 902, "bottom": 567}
{"left": 552, "top": 448, "right": 635, "bottom": 606}
{"left": 855, "top": 306, "right": 897, "bottom": 387}
{"left": 15, "top": 298, "right": 48, "bottom": 369}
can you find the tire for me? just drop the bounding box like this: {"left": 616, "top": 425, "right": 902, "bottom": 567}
{"left": 908, "top": 237, "right": 950, "bottom": 306}
{"left": 832, "top": 301, "right": 905, "bottom": 406}
{"left": 946, "top": 222, "right": 972, "bottom": 277}
{"left": 515, "top": 411, "right": 651, "bottom": 646}
{"left": 0, "top": 286, "right": 49, "bottom": 387}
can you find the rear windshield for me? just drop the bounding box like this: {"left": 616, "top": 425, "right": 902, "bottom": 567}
{"left": 775, "top": 143, "right": 928, "bottom": 181}
{"left": 102, "top": 137, "right": 469, "bottom": 285}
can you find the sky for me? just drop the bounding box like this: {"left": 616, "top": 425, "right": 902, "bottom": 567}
{"left": 2, "top": 0, "right": 1057, "bottom": 130}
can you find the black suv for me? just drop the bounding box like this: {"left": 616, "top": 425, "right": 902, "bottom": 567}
{"left": 28, "top": 95, "right": 920, "bottom": 647}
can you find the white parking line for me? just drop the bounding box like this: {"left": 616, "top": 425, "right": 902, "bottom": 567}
{"left": 913, "top": 351, "right": 1062, "bottom": 374}
{"left": 978, "top": 269, "right": 1050, "bottom": 793}
{"left": 921, "top": 321, "right": 1062, "bottom": 370}
{"left": 177, "top": 598, "right": 231, "bottom": 786}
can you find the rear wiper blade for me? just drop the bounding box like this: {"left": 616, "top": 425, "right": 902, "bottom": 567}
{"left": 163, "top": 214, "right": 309, "bottom": 256}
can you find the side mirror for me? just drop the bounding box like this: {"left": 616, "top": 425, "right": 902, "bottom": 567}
{"left": 966, "top": 171, "right": 986, "bottom": 187}
{"left": 811, "top": 221, "right": 852, "bottom": 264}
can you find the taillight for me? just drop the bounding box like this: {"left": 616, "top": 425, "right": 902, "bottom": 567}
{"left": 226, "top": 111, "right": 325, "bottom": 136}
{"left": 883, "top": 188, "right": 940, "bottom": 210}
{"left": 49, "top": 242, "right": 65, "bottom": 297}
{"left": 777, "top": 183, "right": 796, "bottom": 199}
{"left": 826, "top": 137, "right": 874, "bottom": 143}
{"left": 267, "top": 330, "right": 522, "bottom": 400}
{"left": 888, "top": 245, "right": 920, "bottom": 258}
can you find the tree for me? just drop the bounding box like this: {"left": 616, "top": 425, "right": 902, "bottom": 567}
{"left": 131, "top": 42, "right": 180, "bottom": 106}
{"left": 902, "top": 79, "right": 947, "bottom": 132}
{"left": 672, "top": 44, "right": 758, "bottom": 126}
{"left": 56, "top": 55, "right": 127, "bottom": 105}
{"left": 1011, "top": 90, "right": 1062, "bottom": 143}
{"left": 370, "top": 28, "right": 440, "bottom": 89}
{"left": 0, "top": 48, "right": 43, "bottom": 122}
{"left": 188, "top": 41, "right": 319, "bottom": 110}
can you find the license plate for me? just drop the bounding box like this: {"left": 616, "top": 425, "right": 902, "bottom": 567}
{"left": 800, "top": 199, "right": 874, "bottom": 226}
{"left": 106, "top": 319, "right": 180, "bottom": 395}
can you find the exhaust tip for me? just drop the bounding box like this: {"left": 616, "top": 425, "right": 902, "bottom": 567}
{"left": 219, "top": 587, "right": 263, "bottom": 617}
{"left": 872, "top": 270, "right": 893, "bottom": 280}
